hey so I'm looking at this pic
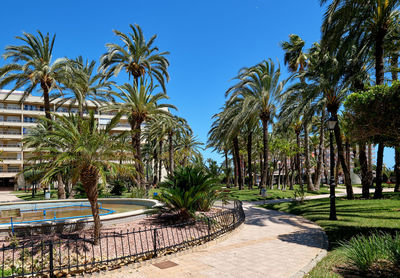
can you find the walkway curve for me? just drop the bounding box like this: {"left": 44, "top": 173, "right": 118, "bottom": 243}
{"left": 92, "top": 187, "right": 395, "bottom": 277}
{"left": 98, "top": 203, "right": 328, "bottom": 278}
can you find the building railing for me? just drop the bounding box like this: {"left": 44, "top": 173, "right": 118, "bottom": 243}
{"left": 0, "top": 131, "right": 21, "bottom": 135}
{"left": 0, "top": 200, "right": 245, "bottom": 277}
{"left": 1, "top": 107, "right": 21, "bottom": 111}
{"left": 0, "top": 144, "right": 21, "bottom": 148}
{"left": 1, "top": 119, "right": 21, "bottom": 123}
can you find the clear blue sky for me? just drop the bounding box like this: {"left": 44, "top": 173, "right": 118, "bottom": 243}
{"left": 0, "top": 0, "right": 395, "bottom": 168}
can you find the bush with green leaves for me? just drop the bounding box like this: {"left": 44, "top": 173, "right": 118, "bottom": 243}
{"left": 155, "top": 166, "right": 222, "bottom": 219}
{"left": 129, "top": 187, "right": 147, "bottom": 198}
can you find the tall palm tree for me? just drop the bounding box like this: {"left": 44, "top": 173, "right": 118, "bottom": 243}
{"left": 321, "top": 0, "right": 400, "bottom": 198}
{"left": 281, "top": 34, "right": 316, "bottom": 191}
{"left": 24, "top": 112, "right": 135, "bottom": 243}
{"left": 0, "top": 31, "right": 68, "bottom": 123}
{"left": 103, "top": 82, "right": 176, "bottom": 187}
{"left": 148, "top": 114, "right": 190, "bottom": 175}
{"left": 52, "top": 56, "right": 115, "bottom": 118}
{"left": 227, "top": 60, "right": 286, "bottom": 186}
{"left": 100, "top": 24, "right": 169, "bottom": 92}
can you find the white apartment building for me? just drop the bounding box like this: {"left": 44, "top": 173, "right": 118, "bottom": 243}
{"left": 0, "top": 89, "right": 131, "bottom": 190}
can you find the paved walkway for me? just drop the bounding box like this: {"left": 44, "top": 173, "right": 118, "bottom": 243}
{"left": 101, "top": 203, "right": 327, "bottom": 278}
{"left": 0, "top": 191, "right": 21, "bottom": 202}
{"left": 96, "top": 186, "right": 397, "bottom": 278}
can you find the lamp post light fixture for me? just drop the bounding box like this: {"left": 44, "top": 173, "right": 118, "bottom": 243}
{"left": 327, "top": 115, "right": 337, "bottom": 220}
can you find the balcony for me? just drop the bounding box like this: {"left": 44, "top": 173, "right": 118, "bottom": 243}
{"left": 0, "top": 143, "right": 22, "bottom": 152}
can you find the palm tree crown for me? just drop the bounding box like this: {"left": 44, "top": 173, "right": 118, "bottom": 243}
{"left": 0, "top": 31, "right": 69, "bottom": 121}
{"left": 100, "top": 24, "right": 170, "bottom": 92}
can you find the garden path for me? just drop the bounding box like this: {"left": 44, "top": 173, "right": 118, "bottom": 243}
{"left": 99, "top": 203, "right": 327, "bottom": 278}
{"left": 0, "top": 191, "right": 21, "bottom": 202}
{"left": 89, "top": 187, "right": 395, "bottom": 278}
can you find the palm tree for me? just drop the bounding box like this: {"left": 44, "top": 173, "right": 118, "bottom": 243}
{"left": 148, "top": 114, "right": 190, "bottom": 175}
{"left": 100, "top": 24, "right": 169, "bottom": 92}
{"left": 175, "top": 132, "right": 204, "bottom": 167}
{"left": 320, "top": 0, "right": 400, "bottom": 198}
{"left": 281, "top": 34, "right": 316, "bottom": 191}
{"left": 103, "top": 82, "right": 176, "bottom": 187}
{"left": 24, "top": 112, "right": 135, "bottom": 243}
{"left": 0, "top": 31, "right": 69, "bottom": 124}
{"left": 52, "top": 56, "right": 115, "bottom": 118}
{"left": 227, "top": 60, "right": 286, "bottom": 186}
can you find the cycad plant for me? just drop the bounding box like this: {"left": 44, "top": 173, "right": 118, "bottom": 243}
{"left": 23, "top": 112, "right": 136, "bottom": 243}
{"left": 156, "top": 166, "right": 221, "bottom": 219}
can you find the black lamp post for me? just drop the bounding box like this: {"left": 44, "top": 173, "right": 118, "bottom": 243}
{"left": 327, "top": 115, "right": 337, "bottom": 220}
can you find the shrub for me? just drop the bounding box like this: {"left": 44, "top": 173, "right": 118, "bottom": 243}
{"left": 109, "top": 178, "right": 127, "bottom": 195}
{"left": 155, "top": 166, "right": 221, "bottom": 219}
{"left": 388, "top": 233, "right": 400, "bottom": 266}
{"left": 340, "top": 233, "right": 389, "bottom": 272}
{"left": 129, "top": 187, "right": 147, "bottom": 198}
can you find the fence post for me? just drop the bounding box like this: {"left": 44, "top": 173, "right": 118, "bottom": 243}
{"left": 207, "top": 217, "right": 211, "bottom": 241}
{"left": 49, "top": 241, "right": 55, "bottom": 278}
{"left": 153, "top": 228, "right": 157, "bottom": 257}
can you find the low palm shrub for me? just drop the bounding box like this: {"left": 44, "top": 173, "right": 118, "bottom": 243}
{"left": 155, "top": 166, "right": 221, "bottom": 219}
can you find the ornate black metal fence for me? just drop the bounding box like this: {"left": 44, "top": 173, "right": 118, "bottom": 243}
{"left": 0, "top": 200, "right": 245, "bottom": 277}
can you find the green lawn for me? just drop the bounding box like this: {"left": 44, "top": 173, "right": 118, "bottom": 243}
{"left": 226, "top": 185, "right": 331, "bottom": 202}
{"left": 12, "top": 189, "right": 58, "bottom": 201}
{"left": 351, "top": 182, "right": 396, "bottom": 188}
{"left": 262, "top": 193, "right": 400, "bottom": 277}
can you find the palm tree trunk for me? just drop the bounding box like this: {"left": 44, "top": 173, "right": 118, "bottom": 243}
{"left": 374, "top": 143, "right": 384, "bottom": 199}
{"left": 232, "top": 147, "right": 238, "bottom": 188}
{"left": 80, "top": 166, "right": 100, "bottom": 244}
{"left": 314, "top": 112, "right": 325, "bottom": 190}
{"left": 373, "top": 25, "right": 387, "bottom": 199}
{"left": 368, "top": 144, "right": 372, "bottom": 172}
{"left": 261, "top": 116, "right": 269, "bottom": 187}
{"left": 290, "top": 157, "right": 295, "bottom": 190}
{"left": 40, "top": 82, "right": 52, "bottom": 122}
{"left": 57, "top": 174, "right": 66, "bottom": 199}
{"left": 233, "top": 136, "right": 243, "bottom": 190}
{"left": 168, "top": 132, "right": 174, "bottom": 174}
{"left": 247, "top": 131, "right": 253, "bottom": 189}
{"left": 304, "top": 120, "right": 315, "bottom": 191}
{"left": 153, "top": 144, "right": 158, "bottom": 185}
{"left": 260, "top": 152, "right": 264, "bottom": 186}
{"left": 395, "top": 148, "right": 400, "bottom": 192}
{"left": 390, "top": 55, "right": 400, "bottom": 193}
{"left": 158, "top": 140, "right": 163, "bottom": 182}
{"left": 224, "top": 150, "right": 230, "bottom": 186}
{"left": 295, "top": 130, "right": 303, "bottom": 188}
{"left": 130, "top": 119, "right": 143, "bottom": 188}
{"left": 359, "top": 143, "right": 371, "bottom": 198}
{"left": 333, "top": 114, "right": 354, "bottom": 199}
{"left": 284, "top": 154, "right": 288, "bottom": 190}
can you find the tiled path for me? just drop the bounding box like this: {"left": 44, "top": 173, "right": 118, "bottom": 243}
{"left": 0, "top": 191, "right": 21, "bottom": 202}
{"left": 102, "top": 203, "right": 328, "bottom": 278}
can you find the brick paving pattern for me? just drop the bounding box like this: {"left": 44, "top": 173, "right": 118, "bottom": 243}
{"left": 100, "top": 204, "right": 328, "bottom": 278}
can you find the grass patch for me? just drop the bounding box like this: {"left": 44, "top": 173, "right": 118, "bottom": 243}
{"left": 227, "top": 185, "right": 331, "bottom": 202}
{"left": 12, "top": 190, "right": 57, "bottom": 201}
{"left": 262, "top": 193, "right": 400, "bottom": 277}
